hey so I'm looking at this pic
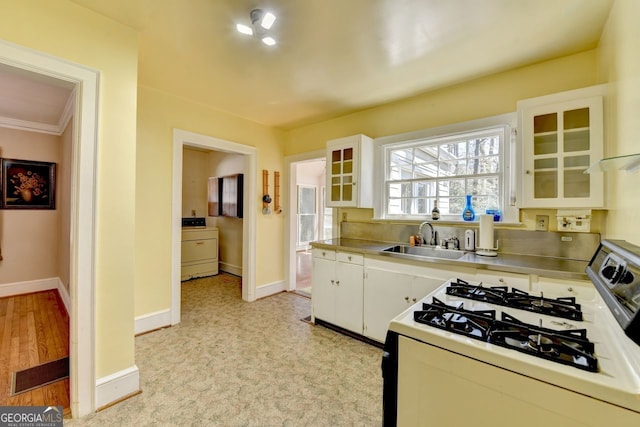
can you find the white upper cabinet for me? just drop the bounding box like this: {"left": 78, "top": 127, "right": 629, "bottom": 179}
{"left": 518, "top": 86, "right": 605, "bottom": 208}
{"left": 326, "top": 134, "right": 374, "bottom": 208}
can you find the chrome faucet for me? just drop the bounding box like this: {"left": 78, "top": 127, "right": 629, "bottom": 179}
{"left": 417, "top": 221, "right": 435, "bottom": 246}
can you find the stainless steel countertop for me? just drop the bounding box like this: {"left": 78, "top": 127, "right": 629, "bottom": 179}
{"left": 310, "top": 238, "right": 589, "bottom": 281}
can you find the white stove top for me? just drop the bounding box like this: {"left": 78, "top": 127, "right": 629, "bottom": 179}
{"left": 389, "top": 277, "right": 640, "bottom": 414}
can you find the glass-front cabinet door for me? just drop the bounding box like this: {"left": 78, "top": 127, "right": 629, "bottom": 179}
{"left": 520, "top": 91, "right": 604, "bottom": 208}
{"left": 329, "top": 144, "right": 356, "bottom": 204}
{"left": 325, "top": 134, "right": 373, "bottom": 208}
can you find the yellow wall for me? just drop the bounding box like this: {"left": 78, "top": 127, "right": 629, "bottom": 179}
{"left": 0, "top": 0, "right": 138, "bottom": 378}
{"left": 284, "top": 50, "right": 599, "bottom": 155}
{"left": 285, "top": 50, "right": 601, "bottom": 232}
{"left": 598, "top": 0, "right": 640, "bottom": 245}
{"left": 135, "top": 85, "right": 285, "bottom": 316}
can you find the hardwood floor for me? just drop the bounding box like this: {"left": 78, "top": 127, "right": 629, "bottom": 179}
{"left": 0, "top": 290, "right": 70, "bottom": 414}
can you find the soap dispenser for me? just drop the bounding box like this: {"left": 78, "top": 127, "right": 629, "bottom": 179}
{"left": 464, "top": 229, "right": 475, "bottom": 251}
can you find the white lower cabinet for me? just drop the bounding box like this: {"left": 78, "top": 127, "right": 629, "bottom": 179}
{"left": 363, "top": 257, "right": 475, "bottom": 343}
{"left": 312, "top": 249, "right": 364, "bottom": 334}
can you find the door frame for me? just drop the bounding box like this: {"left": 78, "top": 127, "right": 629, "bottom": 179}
{"left": 0, "top": 40, "right": 99, "bottom": 416}
{"left": 171, "top": 129, "right": 257, "bottom": 322}
{"left": 284, "top": 150, "right": 326, "bottom": 291}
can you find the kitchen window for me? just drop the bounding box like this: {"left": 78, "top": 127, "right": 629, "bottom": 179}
{"left": 375, "top": 114, "right": 517, "bottom": 222}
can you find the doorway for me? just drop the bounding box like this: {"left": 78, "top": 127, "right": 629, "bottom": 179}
{"left": 171, "top": 129, "right": 257, "bottom": 325}
{"left": 285, "top": 151, "right": 336, "bottom": 296}
{"left": 0, "top": 40, "right": 99, "bottom": 417}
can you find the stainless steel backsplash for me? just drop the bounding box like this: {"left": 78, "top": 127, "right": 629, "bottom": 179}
{"left": 340, "top": 221, "right": 600, "bottom": 261}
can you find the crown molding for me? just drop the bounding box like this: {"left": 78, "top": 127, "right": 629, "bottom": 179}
{"left": 0, "top": 90, "right": 75, "bottom": 136}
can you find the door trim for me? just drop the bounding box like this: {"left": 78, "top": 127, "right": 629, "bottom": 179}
{"left": 284, "top": 150, "right": 326, "bottom": 292}
{"left": 171, "top": 129, "right": 257, "bottom": 324}
{"left": 0, "top": 39, "right": 99, "bottom": 416}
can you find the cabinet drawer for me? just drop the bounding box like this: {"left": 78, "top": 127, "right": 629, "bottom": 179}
{"left": 182, "top": 229, "right": 218, "bottom": 241}
{"left": 182, "top": 238, "right": 218, "bottom": 263}
{"left": 313, "top": 248, "right": 336, "bottom": 261}
{"left": 337, "top": 251, "right": 363, "bottom": 265}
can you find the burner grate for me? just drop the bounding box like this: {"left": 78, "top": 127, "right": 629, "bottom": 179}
{"left": 446, "top": 278, "right": 583, "bottom": 321}
{"left": 414, "top": 297, "right": 598, "bottom": 372}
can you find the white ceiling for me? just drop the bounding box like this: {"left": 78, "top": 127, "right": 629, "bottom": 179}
{"left": 0, "top": 0, "right": 613, "bottom": 131}
{"left": 0, "top": 63, "right": 74, "bottom": 134}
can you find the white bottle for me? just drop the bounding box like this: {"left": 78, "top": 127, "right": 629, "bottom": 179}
{"left": 464, "top": 229, "right": 475, "bottom": 251}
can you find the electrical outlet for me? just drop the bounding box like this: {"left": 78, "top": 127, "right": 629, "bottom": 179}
{"left": 342, "top": 212, "right": 348, "bottom": 222}
{"left": 535, "top": 215, "right": 549, "bottom": 231}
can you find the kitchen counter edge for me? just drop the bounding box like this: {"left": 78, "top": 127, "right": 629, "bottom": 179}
{"left": 310, "top": 238, "right": 589, "bottom": 281}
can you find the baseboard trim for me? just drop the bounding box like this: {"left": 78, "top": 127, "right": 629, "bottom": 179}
{"left": 56, "top": 279, "right": 71, "bottom": 315}
{"left": 0, "top": 277, "right": 59, "bottom": 298}
{"left": 255, "top": 280, "right": 286, "bottom": 299}
{"left": 134, "top": 309, "right": 171, "bottom": 335}
{"left": 95, "top": 365, "right": 140, "bottom": 409}
{"left": 219, "top": 262, "right": 242, "bottom": 277}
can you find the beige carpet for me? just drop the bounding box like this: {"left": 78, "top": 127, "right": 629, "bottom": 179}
{"left": 65, "top": 273, "right": 383, "bottom": 426}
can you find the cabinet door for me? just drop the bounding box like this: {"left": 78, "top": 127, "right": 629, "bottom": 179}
{"left": 363, "top": 266, "right": 413, "bottom": 342}
{"left": 312, "top": 257, "right": 335, "bottom": 322}
{"left": 411, "top": 275, "right": 447, "bottom": 303}
{"left": 327, "top": 142, "right": 359, "bottom": 207}
{"left": 334, "top": 261, "right": 364, "bottom": 333}
{"left": 522, "top": 95, "right": 603, "bottom": 208}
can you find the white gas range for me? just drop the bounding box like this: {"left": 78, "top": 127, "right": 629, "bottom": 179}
{"left": 382, "top": 240, "right": 640, "bottom": 427}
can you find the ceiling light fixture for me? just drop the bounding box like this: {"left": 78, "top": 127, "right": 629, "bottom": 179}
{"left": 236, "top": 8, "right": 277, "bottom": 46}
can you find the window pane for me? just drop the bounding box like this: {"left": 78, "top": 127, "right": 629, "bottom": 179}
{"left": 415, "top": 146, "right": 438, "bottom": 161}
{"left": 469, "top": 137, "right": 499, "bottom": 156}
{"left": 440, "top": 159, "right": 466, "bottom": 176}
{"left": 439, "top": 179, "right": 466, "bottom": 197}
{"left": 390, "top": 149, "right": 413, "bottom": 165}
{"left": 468, "top": 177, "right": 498, "bottom": 196}
{"left": 414, "top": 162, "right": 438, "bottom": 178}
{"left": 385, "top": 127, "right": 504, "bottom": 218}
{"left": 467, "top": 156, "right": 499, "bottom": 174}
{"left": 440, "top": 142, "right": 467, "bottom": 160}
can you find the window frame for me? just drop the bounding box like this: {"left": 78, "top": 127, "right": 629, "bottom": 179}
{"left": 373, "top": 113, "right": 518, "bottom": 223}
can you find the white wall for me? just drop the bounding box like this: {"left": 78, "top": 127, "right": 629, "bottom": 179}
{"left": 208, "top": 151, "right": 244, "bottom": 275}
{"left": 295, "top": 160, "right": 326, "bottom": 248}
{"left": 182, "top": 147, "right": 209, "bottom": 218}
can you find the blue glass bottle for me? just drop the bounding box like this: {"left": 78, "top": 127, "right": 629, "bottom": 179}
{"left": 462, "top": 194, "right": 475, "bottom": 221}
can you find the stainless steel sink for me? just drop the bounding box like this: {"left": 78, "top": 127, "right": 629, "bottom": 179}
{"left": 382, "top": 245, "right": 466, "bottom": 260}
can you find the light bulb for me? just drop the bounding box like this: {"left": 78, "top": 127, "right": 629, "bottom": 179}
{"left": 261, "top": 12, "right": 276, "bottom": 30}
{"left": 236, "top": 24, "right": 253, "bottom": 35}
{"left": 262, "top": 37, "right": 276, "bottom": 46}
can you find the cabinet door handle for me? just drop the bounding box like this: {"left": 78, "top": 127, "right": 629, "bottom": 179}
{"left": 322, "top": 251, "right": 326, "bottom": 256}
{"left": 412, "top": 297, "right": 417, "bottom": 303}
{"left": 525, "top": 170, "right": 531, "bottom": 175}
{"left": 405, "top": 296, "right": 410, "bottom": 302}
{"left": 335, "top": 280, "right": 340, "bottom": 286}
{"left": 348, "top": 256, "right": 352, "bottom": 261}
{"left": 195, "top": 241, "right": 205, "bottom": 245}
{"left": 330, "top": 280, "right": 335, "bottom": 285}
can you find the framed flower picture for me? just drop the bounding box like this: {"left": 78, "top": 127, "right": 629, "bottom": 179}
{"left": 1, "top": 158, "right": 56, "bottom": 209}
